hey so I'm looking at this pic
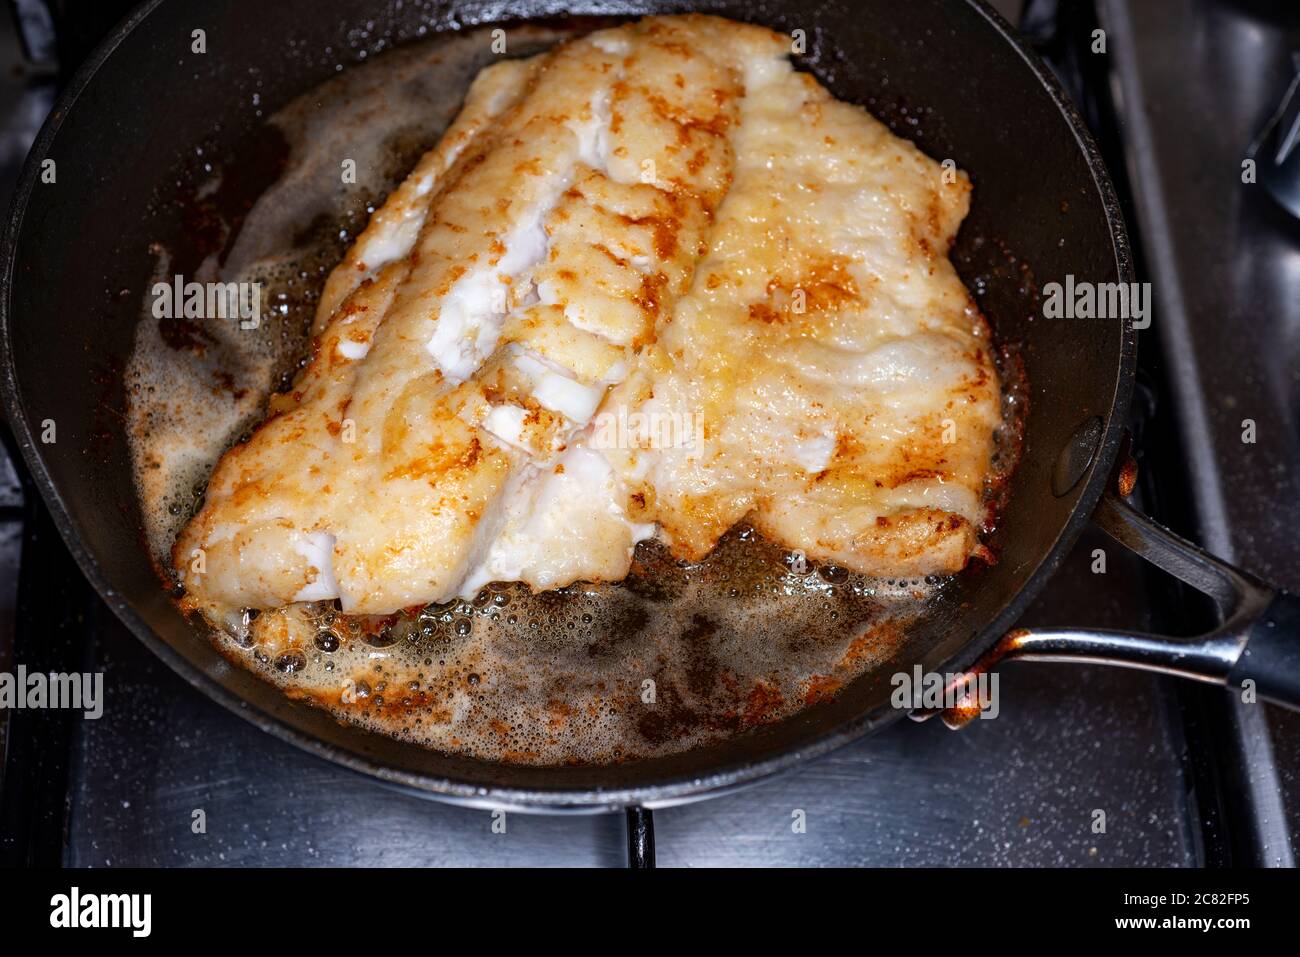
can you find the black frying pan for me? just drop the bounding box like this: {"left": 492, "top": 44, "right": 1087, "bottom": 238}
{"left": 2, "top": 0, "right": 1298, "bottom": 811}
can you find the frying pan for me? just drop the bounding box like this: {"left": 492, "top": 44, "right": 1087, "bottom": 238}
{"left": 2, "top": 0, "right": 1299, "bottom": 812}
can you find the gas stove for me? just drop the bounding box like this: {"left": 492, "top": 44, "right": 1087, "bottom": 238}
{"left": 1, "top": 0, "right": 1297, "bottom": 868}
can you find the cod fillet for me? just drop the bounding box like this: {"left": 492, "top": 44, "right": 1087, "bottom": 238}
{"left": 174, "top": 15, "right": 1002, "bottom": 621}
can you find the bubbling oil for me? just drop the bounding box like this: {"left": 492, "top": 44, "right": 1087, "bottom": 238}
{"left": 228, "top": 528, "right": 930, "bottom": 764}
{"left": 125, "top": 23, "right": 1004, "bottom": 766}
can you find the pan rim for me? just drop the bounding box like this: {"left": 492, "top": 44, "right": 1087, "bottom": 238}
{"left": 0, "top": 0, "right": 1136, "bottom": 810}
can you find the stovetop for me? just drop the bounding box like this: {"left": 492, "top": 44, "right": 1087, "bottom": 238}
{"left": 1, "top": 0, "right": 1298, "bottom": 867}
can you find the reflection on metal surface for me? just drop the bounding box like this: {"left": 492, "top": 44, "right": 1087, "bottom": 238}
{"left": 1101, "top": 0, "right": 1300, "bottom": 865}
{"left": 1052, "top": 416, "right": 1104, "bottom": 497}
{"left": 1252, "top": 53, "right": 1300, "bottom": 219}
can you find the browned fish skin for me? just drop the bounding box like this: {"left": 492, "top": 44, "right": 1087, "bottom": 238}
{"left": 174, "top": 14, "right": 1002, "bottom": 623}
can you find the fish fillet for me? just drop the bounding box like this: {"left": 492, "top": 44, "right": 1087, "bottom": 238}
{"left": 175, "top": 15, "right": 1002, "bottom": 620}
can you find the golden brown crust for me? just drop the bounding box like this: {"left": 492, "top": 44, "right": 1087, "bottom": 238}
{"left": 175, "top": 14, "right": 1002, "bottom": 620}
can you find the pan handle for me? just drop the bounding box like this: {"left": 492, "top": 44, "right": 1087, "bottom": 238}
{"left": 1005, "top": 492, "right": 1300, "bottom": 703}
{"left": 920, "top": 486, "right": 1300, "bottom": 727}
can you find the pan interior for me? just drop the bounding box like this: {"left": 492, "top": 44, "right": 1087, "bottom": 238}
{"left": 0, "top": 0, "right": 1129, "bottom": 802}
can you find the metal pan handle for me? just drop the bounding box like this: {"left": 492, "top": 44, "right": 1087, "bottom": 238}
{"left": 919, "top": 483, "right": 1300, "bottom": 727}
{"left": 1006, "top": 492, "right": 1299, "bottom": 703}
